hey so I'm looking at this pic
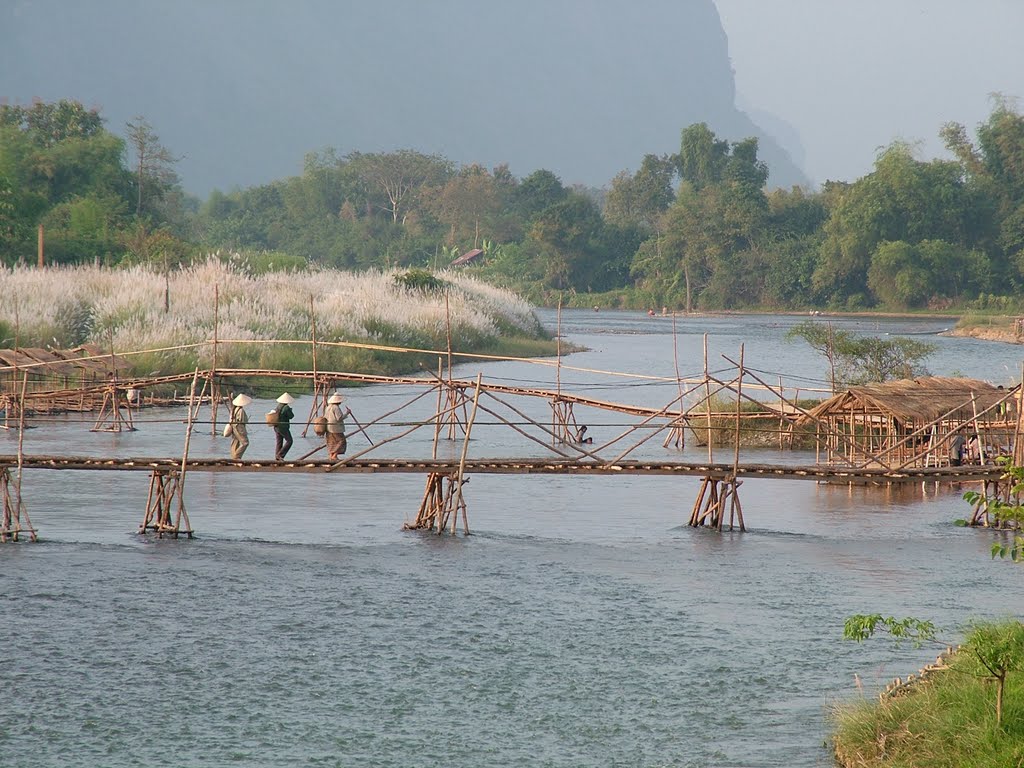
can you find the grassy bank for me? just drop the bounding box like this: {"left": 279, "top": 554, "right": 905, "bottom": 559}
{"left": 832, "top": 647, "right": 1024, "bottom": 767}
{"left": 0, "top": 260, "right": 557, "bottom": 381}
{"left": 950, "top": 313, "right": 1022, "bottom": 345}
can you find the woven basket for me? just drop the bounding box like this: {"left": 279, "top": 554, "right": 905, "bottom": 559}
{"left": 265, "top": 410, "right": 279, "bottom": 425}
{"left": 313, "top": 416, "right": 328, "bottom": 436}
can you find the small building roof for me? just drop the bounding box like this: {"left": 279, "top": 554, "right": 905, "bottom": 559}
{"left": 450, "top": 248, "right": 484, "bottom": 266}
{"left": 803, "top": 376, "right": 1013, "bottom": 425}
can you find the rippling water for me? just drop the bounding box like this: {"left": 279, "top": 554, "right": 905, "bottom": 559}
{"left": 2, "top": 312, "right": 1021, "bottom": 767}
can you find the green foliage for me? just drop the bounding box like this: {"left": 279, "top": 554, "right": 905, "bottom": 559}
{"left": 9, "top": 100, "right": 1024, "bottom": 313}
{"left": 392, "top": 268, "right": 446, "bottom": 293}
{"left": 843, "top": 614, "right": 937, "bottom": 647}
{"left": 52, "top": 298, "right": 95, "bottom": 347}
{"left": 962, "top": 456, "right": 1024, "bottom": 562}
{"left": 787, "top": 320, "right": 934, "bottom": 387}
{"left": 216, "top": 250, "right": 308, "bottom": 274}
{"left": 832, "top": 644, "right": 1024, "bottom": 767}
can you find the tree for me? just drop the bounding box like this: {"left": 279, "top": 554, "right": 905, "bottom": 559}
{"left": 346, "top": 149, "right": 452, "bottom": 224}
{"left": 603, "top": 153, "right": 675, "bottom": 231}
{"left": 125, "top": 116, "right": 180, "bottom": 218}
{"left": 529, "top": 192, "right": 604, "bottom": 290}
{"left": 676, "top": 123, "right": 729, "bottom": 190}
{"left": 813, "top": 142, "right": 987, "bottom": 307}
{"left": 512, "top": 169, "right": 568, "bottom": 221}
{"left": 787, "top": 320, "right": 934, "bottom": 388}
{"left": 845, "top": 615, "right": 1024, "bottom": 729}
{"left": 427, "top": 164, "right": 501, "bottom": 248}
{"left": 964, "top": 621, "right": 1024, "bottom": 728}
{"left": 0, "top": 99, "right": 103, "bottom": 147}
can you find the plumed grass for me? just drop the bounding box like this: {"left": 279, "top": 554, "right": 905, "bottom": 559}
{"left": 0, "top": 259, "right": 549, "bottom": 377}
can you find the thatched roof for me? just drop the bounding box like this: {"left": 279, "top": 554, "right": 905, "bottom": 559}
{"left": 0, "top": 345, "right": 130, "bottom": 377}
{"left": 802, "top": 376, "right": 1014, "bottom": 425}
{"left": 16, "top": 348, "right": 82, "bottom": 377}
{"left": 67, "top": 344, "right": 131, "bottom": 373}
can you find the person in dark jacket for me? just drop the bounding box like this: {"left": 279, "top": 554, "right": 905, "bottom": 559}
{"left": 273, "top": 393, "right": 296, "bottom": 460}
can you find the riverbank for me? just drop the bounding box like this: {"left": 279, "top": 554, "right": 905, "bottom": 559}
{"left": 0, "top": 260, "right": 559, "bottom": 382}
{"left": 832, "top": 641, "right": 1024, "bottom": 767}
{"left": 946, "top": 314, "right": 1022, "bottom": 345}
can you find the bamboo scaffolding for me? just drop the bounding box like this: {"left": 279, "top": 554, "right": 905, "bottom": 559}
{"left": 325, "top": 395, "right": 465, "bottom": 472}
{"left": 170, "top": 369, "right": 201, "bottom": 538}
{"left": 479, "top": 390, "right": 606, "bottom": 462}
{"left": 209, "top": 284, "right": 220, "bottom": 436}
{"left": 2, "top": 372, "right": 37, "bottom": 541}
{"left": 450, "top": 373, "right": 483, "bottom": 534}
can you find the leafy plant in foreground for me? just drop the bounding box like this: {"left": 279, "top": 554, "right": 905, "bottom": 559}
{"left": 962, "top": 456, "right": 1024, "bottom": 562}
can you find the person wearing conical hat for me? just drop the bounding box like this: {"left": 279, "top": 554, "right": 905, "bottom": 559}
{"left": 227, "top": 393, "right": 252, "bottom": 460}
{"left": 273, "top": 392, "right": 296, "bottom": 460}
{"left": 325, "top": 392, "right": 352, "bottom": 460}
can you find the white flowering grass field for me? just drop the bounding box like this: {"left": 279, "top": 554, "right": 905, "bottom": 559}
{"left": 0, "top": 260, "right": 550, "bottom": 377}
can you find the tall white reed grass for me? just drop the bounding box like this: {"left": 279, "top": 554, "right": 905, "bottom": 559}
{"left": 0, "top": 259, "right": 541, "bottom": 360}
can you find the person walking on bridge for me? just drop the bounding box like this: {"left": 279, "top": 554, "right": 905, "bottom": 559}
{"left": 325, "top": 392, "right": 352, "bottom": 460}
{"left": 227, "top": 393, "right": 252, "bottom": 460}
{"left": 272, "top": 393, "right": 296, "bottom": 460}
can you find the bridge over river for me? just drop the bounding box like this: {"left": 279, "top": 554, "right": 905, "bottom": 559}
{"left": 0, "top": 336, "right": 1015, "bottom": 542}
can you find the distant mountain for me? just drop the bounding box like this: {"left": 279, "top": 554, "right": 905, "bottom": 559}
{"left": 1, "top": 0, "right": 808, "bottom": 196}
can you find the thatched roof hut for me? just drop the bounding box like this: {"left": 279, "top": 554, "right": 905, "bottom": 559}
{"left": 802, "top": 377, "right": 1019, "bottom": 469}
{"left": 0, "top": 344, "right": 131, "bottom": 398}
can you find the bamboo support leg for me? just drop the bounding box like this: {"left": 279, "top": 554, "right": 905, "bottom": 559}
{"left": 689, "top": 476, "right": 744, "bottom": 531}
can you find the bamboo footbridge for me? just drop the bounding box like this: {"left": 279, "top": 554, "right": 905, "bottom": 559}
{"left": 2, "top": 331, "right": 1020, "bottom": 543}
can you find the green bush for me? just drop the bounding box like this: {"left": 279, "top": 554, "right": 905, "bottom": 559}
{"left": 393, "top": 268, "right": 447, "bottom": 294}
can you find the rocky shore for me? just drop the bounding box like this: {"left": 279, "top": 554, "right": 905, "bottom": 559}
{"left": 946, "top": 325, "right": 1021, "bottom": 344}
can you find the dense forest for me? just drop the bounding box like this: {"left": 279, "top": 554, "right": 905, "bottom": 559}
{"left": 3, "top": 98, "right": 1024, "bottom": 313}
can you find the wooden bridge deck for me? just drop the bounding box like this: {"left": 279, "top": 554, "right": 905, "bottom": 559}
{"left": 0, "top": 454, "right": 1003, "bottom": 484}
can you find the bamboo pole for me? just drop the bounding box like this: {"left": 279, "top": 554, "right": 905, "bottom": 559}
{"left": 302, "top": 295, "right": 319, "bottom": 437}
{"left": 432, "top": 357, "right": 443, "bottom": 459}
{"left": 599, "top": 392, "right": 690, "bottom": 467}
{"left": 326, "top": 396, "right": 462, "bottom": 471}
{"left": 667, "top": 312, "right": 685, "bottom": 450}
{"left": 480, "top": 390, "right": 606, "bottom": 462}
{"left": 15, "top": 371, "right": 35, "bottom": 540}
{"left": 778, "top": 375, "right": 784, "bottom": 451}
{"left": 1015, "top": 365, "right": 1024, "bottom": 465}
{"left": 734, "top": 344, "right": 744, "bottom": 472}
{"left": 450, "top": 373, "right": 483, "bottom": 534}
{"left": 173, "top": 369, "right": 200, "bottom": 538}
{"left": 210, "top": 284, "right": 219, "bottom": 436}
{"left": 474, "top": 398, "right": 577, "bottom": 460}
{"left": 720, "top": 355, "right": 895, "bottom": 471}
{"left": 556, "top": 293, "right": 562, "bottom": 397}
{"left": 704, "top": 334, "right": 713, "bottom": 462}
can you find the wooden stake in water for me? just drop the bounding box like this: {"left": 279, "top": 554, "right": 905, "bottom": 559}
{"left": 450, "top": 373, "right": 483, "bottom": 535}
{"left": 173, "top": 369, "right": 200, "bottom": 538}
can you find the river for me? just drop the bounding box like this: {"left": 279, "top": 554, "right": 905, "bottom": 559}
{"left": 2, "top": 311, "right": 1021, "bottom": 767}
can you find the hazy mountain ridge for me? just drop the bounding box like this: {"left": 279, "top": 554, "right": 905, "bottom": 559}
{"left": 1, "top": 0, "right": 807, "bottom": 195}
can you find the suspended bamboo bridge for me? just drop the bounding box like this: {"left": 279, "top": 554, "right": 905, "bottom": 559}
{"left": 1, "top": 335, "right": 1020, "bottom": 542}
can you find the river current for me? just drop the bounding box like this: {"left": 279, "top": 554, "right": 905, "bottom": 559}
{"left": 2, "top": 311, "right": 1022, "bottom": 767}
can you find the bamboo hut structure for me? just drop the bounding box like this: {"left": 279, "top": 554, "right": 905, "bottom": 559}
{"left": 801, "top": 376, "right": 1020, "bottom": 470}
{"left": 0, "top": 344, "right": 132, "bottom": 414}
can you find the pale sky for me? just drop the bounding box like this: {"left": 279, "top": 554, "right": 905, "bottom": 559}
{"left": 714, "top": 0, "right": 1024, "bottom": 185}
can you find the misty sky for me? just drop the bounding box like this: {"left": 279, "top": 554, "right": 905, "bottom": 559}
{"left": 3, "top": 1, "right": 1024, "bottom": 196}
{"left": 715, "top": 0, "right": 1024, "bottom": 184}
